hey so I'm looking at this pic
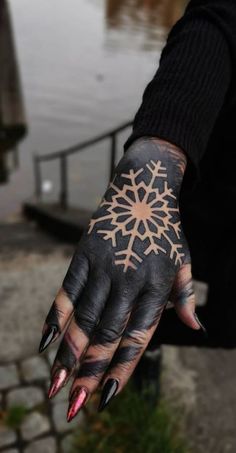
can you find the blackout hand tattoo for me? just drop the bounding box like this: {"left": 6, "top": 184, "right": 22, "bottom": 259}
{"left": 40, "top": 137, "right": 198, "bottom": 418}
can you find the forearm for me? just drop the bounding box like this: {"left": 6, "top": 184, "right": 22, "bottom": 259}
{"left": 125, "top": 0, "right": 234, "bottom": 172}
{"left": 122, "top": 137, "right": 187, "bottom": 201}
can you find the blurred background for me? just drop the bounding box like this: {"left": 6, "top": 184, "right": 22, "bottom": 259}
{"left": 1, "top": 0, "right": 187, "bottom": 218}
{"left": 1, "top": 1, "right": 236, "bottom": 452}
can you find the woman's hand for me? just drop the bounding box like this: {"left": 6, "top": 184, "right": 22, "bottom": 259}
{"left": 39, "top": 137, "right": 200, "bottom": 421}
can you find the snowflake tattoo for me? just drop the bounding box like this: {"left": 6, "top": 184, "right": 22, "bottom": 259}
{"left": 88, "top": 160, "right": 185, "bottom": 272}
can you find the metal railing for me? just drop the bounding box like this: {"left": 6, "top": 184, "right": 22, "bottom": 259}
{"left": 33, "top": 120, "right": 133, "bottom": 209}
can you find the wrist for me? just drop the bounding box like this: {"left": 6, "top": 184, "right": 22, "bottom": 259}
{"left": 150, "top": 137, "right": 187, "bottom": 173}
{"left": 125, "top": 137, "right": 186, "bottom": 196}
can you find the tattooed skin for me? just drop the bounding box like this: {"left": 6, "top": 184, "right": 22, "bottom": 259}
{"left": 41, "top": 137, "right": 198, "bottom": 415}
{"left": 88, "top": 159, "right": 184, "bottom": 271}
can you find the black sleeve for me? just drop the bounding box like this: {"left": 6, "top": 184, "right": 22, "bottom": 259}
{"left": 124, "top": 0, "right": 236, "bottom": 174}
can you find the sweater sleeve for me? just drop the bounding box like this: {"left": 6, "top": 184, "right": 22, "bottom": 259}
{"left": 124, "top": 0, "right": 235, "bottom": 173}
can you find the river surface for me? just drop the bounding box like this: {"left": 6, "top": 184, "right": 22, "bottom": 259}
{"left": 1, "top": 0, "right": 186, "bottom": 219}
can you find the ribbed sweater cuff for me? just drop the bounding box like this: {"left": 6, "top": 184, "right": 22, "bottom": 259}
{"left": 124, "top": 16, "right": 231, "bottom": 176}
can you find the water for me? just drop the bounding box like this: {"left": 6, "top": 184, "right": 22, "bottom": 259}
{"left": 1, "top": 0, "right": 185, "bottom": 219}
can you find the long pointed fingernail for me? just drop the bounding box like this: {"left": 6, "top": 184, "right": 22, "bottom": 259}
{"left": 98, "top": 379, "right": 119, "bottom": 412}
{"left": 194, "top": 313, "right": 208, "bottom": 337}
{"left": 67, "top": 387, "right": 88, "bottom": 422}
{"left": 39, "top": 325, "right": 58, "bottom": 353}
{"left": 48, "top": 368, "right": 68, "bottom": 399}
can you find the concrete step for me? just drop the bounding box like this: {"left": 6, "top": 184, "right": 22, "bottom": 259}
{"left": 23, "top": 200, "right": 92, "bottom": 242}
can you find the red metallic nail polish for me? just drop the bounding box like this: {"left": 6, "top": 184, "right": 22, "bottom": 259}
{"left": 48, "top": 368, "right": 68, "bottom": 399}
{"left": 67, "top": 387, "right": 88, "bottom": 422}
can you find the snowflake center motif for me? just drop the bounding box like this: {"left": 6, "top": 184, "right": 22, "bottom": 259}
{"left": 131, "top": 201, "right": 152, "bottom": 221}
{"left": 88, "top": 160, "right": 184, "bottom": 272}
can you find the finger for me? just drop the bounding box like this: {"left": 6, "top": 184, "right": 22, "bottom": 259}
{"left": 48, "top": 270, "right": 111, "bottom": 398}
{"left": 67, "top": 287, "right": 137, "bottom": 421}
{"left": 39, "top": 253, "right": 89, "bottom": 353}
{"left": 98, "top": 289, "right": 166, "bottom": 410}
{"left": 170, "top": 263, "right": 200, "bottom": 330}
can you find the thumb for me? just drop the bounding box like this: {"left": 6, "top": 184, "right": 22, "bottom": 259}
{"left": 170, "top": 263, "right": 202, "bottom": 331}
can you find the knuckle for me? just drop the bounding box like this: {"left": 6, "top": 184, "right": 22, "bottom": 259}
{"left": 55, "top": 340, "right": 77, "bottom": 370}
{"left": 77, "top": 367, "right": 100, "bottom": 380}
{"left": 74, "top": 310, "right": 97, "bottom": 336}
{"left": 53, "top": 302, "right": 67, "bottom": 320}
{"left": 45, "top": 301, "right": 61, "bottom": 326}
{"left": 93, "top": 326, "right": 121, "bottom": 345}
{"left": 77, "top": 358, "right": 110, "bottom": 380}
{"left": 125, "top": 329, "right": 148, "bottom": 346}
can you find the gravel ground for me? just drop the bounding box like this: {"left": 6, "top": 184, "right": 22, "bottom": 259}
{"left": 1, "top": 217, "right": 236, "bottom": 453}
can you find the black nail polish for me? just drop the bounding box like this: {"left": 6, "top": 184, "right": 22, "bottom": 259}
{"left": 39, "top": 325, "right": 58, "bottom": 353}
{"left": 98, "top": 379, "right": 119, "bottom": 412}
{"left": 194, "top": 313, "right": 208, "bottom": 337}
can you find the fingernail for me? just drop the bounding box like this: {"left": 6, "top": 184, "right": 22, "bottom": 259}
{"left": 194, "top": 313, "right": 208, "bottom": 337}
{"left": 48, "top": 368, "right": 68, "bottom": 399}
{"left": 39, "top": 325, "right": 58, "bottom": 353}
{"left": 98, "top": 378, "right": 119, "bottom": 412}
{"left": 67, "top": 387, "right": 88, "bottom": 422}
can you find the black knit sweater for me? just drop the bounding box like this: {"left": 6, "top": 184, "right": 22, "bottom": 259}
{"left": 123, "top": 1, "right": 236, "bottom": 346}
{"left": 124, "top": 0, "right": 236, "bottom": 177}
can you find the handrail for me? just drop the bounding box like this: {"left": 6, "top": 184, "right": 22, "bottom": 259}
{"left": 33, "top": 120, "right": 133, "bottom": 209}
{"left": 35, "top": 120, "right": 133, "bottom": 162}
